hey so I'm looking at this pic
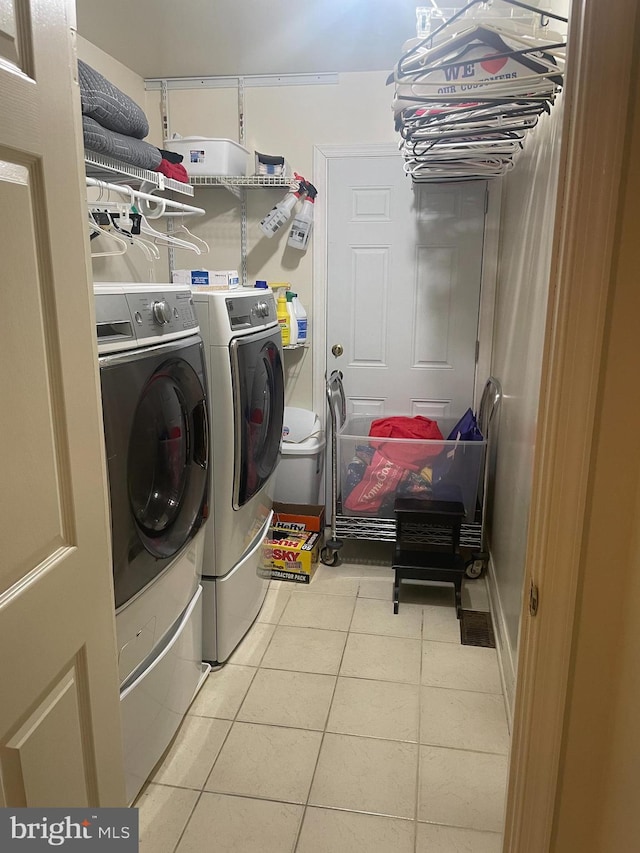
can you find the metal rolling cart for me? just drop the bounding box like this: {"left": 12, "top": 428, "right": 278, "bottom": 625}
{"left": 320, "top": 371, "right": 502, "bottom": 577}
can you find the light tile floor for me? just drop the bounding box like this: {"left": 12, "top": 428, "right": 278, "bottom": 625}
{"left": 136, "top": 562, "right": 508, "bottom": 853}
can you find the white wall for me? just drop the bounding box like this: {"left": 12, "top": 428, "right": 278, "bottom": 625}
{"left": 78, "top": 36, "right": 169, "bottom": 283}
{"left": 148, "top": 72, "right": 396, "bottom": 407}
{"left": 489, "top": 96, "right": 565, "bottom": 706}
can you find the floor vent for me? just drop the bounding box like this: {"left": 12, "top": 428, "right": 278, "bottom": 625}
{"left": 460, "top": 609, "right": 496, "bottom": 648}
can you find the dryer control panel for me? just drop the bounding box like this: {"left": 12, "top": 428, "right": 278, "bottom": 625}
{"left": 94, "top": 284, "right": 199, "bottom": 354}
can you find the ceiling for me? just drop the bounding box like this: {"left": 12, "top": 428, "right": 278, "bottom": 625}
{"left": 76, "top": 0, "right": 466, "bottom": 79}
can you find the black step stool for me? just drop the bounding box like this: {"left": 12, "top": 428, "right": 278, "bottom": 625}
{"left": 392, "top": 496, "right": 466, "bottom": 618}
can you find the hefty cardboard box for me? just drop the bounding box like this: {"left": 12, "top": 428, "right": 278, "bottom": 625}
{"left": 271, "top": 502, "right": 325, "bottom": 533}
{"left": 261, "top": 503, "right": 325, "bottom": 583}
{"left": 262, "top": 528, "right": 320, "bottom": 584}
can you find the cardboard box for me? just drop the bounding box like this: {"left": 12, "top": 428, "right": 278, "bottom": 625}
{"left": 261, "top": 528, "right": 320, "bottom": 584}
{"left": 272, "top": 502, "right": 325, "bottom": 534}
{"left": 172, "top": 269, "right": 240, "bottom": 289}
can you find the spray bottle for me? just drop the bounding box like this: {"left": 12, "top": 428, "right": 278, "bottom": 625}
{"left": 287, "top": 183, "right": 317, "bottom": 251}
{"left": 259, "top": 175, "right": 306, "bottom": 238}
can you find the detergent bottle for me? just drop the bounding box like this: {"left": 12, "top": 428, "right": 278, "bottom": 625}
{"left": 291, "top": 292, "right": 308, "bottom": 342}
{"left": 259, "top": 176, "right": 306, "bottom": 238}
{"left": 274, "top": 286, "right": 290, "bottom": 346}
{"left": 286, "top": 290, "right": 298, "bottom": 345}
{"left": 287, "top": 183, "right": 317, "bottom": 251}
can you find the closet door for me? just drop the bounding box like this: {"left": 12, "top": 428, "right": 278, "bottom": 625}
{"left": 0, "top": 0, "right": 124, "bottom": 806}
{"left": 327, "top": 154, "right": 486, "bottom": 421}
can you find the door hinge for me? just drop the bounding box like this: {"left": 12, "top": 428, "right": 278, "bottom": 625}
{"left": 475, "top": 340, "right": 480, "bottom": 363}
{"left": 529, "top": 581, "right": 539, "bottom": 617}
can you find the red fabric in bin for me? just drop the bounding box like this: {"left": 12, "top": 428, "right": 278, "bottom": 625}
{"left": 369, "top": 416, "right": 443, "bottom": 470}
{"left": 344, "top": 450, "right": 406, "bottom": 514}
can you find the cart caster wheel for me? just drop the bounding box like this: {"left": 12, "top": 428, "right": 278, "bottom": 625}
{"left": 321, "top": 547, "right": 340, "bottom": 567}
{"left": 465, "top": 559, "right": 485, "bottom": 579}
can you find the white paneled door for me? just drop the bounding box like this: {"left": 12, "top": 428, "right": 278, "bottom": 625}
{"left": 327, "top": 155, "right": 486, "bottom": 421}
{"left": 0, "top": 0, "right": 125, "bottom": 805}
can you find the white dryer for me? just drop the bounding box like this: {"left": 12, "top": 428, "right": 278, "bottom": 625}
{"left": 192, "top": 288, "right": 284, "bottom": 664}
{"left": 95, "top": 283, "right": 210, "bottom": 804}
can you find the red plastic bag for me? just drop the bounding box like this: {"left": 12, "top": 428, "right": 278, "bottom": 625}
{"left": 369, "top": 416, "right": 443, "bottom": 470}
{"left": 344, "top": 450, "right": 406, "bottom": 514}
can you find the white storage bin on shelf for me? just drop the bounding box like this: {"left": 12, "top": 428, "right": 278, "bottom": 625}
{"left": 274, "top": 408, "right": 325, "bottom": 505}
{"left": 164, "top": 137, "right": 250, "bottom": 177}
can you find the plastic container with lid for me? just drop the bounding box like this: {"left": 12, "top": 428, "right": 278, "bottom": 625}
{"left": 274, "top": 407, "right": 326, "bottom": 504}
{"left": 164, "top": 137, "right": 250, "bottom": 176}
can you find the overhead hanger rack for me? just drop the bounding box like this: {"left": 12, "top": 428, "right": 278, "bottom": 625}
{"left": 85, "top": 152, "right": 194, "bottom": 197}
{"left": 391, "top": 0, "right": 567, "bottom": 182}
{"left": 86, "top": 177, "right": 205, "bottom": 216}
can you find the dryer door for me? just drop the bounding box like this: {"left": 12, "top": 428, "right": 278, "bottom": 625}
{"left": 230, "top": 328, "right": 285, "bottom": 509}
{"left": 100, "top": 338, "right": 209, "bottom": 609}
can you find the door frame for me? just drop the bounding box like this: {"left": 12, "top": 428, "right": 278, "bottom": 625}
{"left": 311, "top": 144, "right": 501, "bottom": 418}
{"left": 503, "top": 0, "right": 638, "bottom": 849}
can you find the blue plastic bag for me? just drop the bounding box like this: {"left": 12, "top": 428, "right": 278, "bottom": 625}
{"left": 445, "top": 408, "right": 483, "bottom": 442}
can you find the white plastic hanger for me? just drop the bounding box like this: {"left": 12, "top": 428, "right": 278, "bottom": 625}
{"left": 138, "top": 213, "right": 202, "bottom": 255}
{"left": 165, "top": 221, "right": 210, "bottom": 254}
{"left": 88, "top": 214, "right": 128, "bottom": 258}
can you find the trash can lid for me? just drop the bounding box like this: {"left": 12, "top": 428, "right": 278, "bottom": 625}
{"left": 280, "top": 433, "right": 326, "bottom": 455}
{"left": 282, "top": 407, "right": 321, "bottom": 444}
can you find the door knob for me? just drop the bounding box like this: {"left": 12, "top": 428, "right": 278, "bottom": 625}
{"left": 331, "top": 344, "right": 344, "bottom": 358}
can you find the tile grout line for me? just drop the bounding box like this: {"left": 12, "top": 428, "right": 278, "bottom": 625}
{"left": 169, "top": 788, "right": 204, "bottom": 853}
{"left": 198, "top": 646, "right": 267, "bottom": 796}
{"left": 415, "top": 598, "right": 425, "bottom": 853}
{"left": 291, "top": 577, "right": 360, "bottom": 852}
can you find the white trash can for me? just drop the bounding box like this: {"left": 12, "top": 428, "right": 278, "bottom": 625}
{"left": 274, "top": 407, "right": 325, "bottom": 504}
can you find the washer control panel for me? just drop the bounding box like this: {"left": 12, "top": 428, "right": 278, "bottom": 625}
{"left": 94, "top": 284, "right": 198, "bottom": 353}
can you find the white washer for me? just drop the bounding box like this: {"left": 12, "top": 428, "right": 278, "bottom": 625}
{"left": 192, "top": 288, "right": 285, "bottom": 663}
{"left": 95, "top": 283, "right": 210, "bottom": 804}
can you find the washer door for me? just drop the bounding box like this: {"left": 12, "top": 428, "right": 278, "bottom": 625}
{"left": 100, "top": 338, "right": 209, "bottom": 609}
{"left": 128, "top": 359, "right": 207, "bottom": 558}
{"left": 230, "top": 329, "right": 284, "bottom": 509}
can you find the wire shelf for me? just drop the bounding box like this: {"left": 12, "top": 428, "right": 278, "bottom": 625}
{"left": 84, "top": 153, "right": 195, "bottom": 197}
{"left": 335, "top": 513, "right": 483, "bottom": 549}
{"left": 189, "top": 175, "right": 295, "bottom": 188}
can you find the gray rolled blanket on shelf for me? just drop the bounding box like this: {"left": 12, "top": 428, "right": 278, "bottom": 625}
{"left": 78, "top": 59, "right": 149, "bottom": 139}
{"left": 82, "top": 116, "right": 162, "bottom": 171}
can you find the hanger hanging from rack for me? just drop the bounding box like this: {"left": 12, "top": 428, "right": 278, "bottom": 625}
{"left": 105, "top": 211, "right": 161, "bottom": 262}
{"left": 86, "top": 178, "right": 206, "bottom": 258}
{"left": 165, "top": 220, "right": 211, "bottom": 255}
{"left": 397, "top": 26, "right": 565, "bottom": 85}
{"left": 87, "top": 212, "right": 129, "bottom": 258}
{"left": 138, "top": 213, "right": 202, "bottom": 255}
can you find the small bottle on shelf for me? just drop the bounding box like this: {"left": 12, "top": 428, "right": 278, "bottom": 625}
{"left": 291, "top": 292, "right": 308, "bottom": 342}
{"left": 286, "top": 291, "right": 298, "bottom": 346}
{"left": 274, "top": 286, "right": 290, "bottom": 346}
